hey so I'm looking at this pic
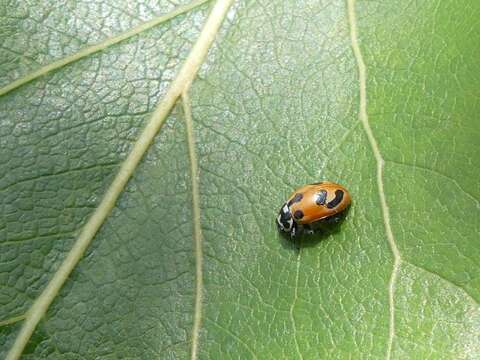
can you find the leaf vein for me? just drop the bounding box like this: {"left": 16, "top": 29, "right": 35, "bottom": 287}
{"left": 0, "top": 0, "right": 212, "bottom": 97}
{"left": 406, "top": 261, "right": 479, "bottom": 305}
{"left": 5, "top": 1, "right": 235, "bottom": 358}
{"left": 0, "top": 314, "right": 26, "bottom": 328}
{"left": 0, "top": 163, "right": 118, "bottom": 193}
{"left": 347, "top": 2, "right": 402, "bottom": 360}
{"left": 204, "top": 318, "right": 258, "bottom": 360}
{"left": 182, "top": 89, "right": 205, "bottom": 360}
{"left": 386, "top": 160, "right": 479, "bottom": 207}
{"left": 290, "top": 247, "right": 304, "bottom": 360}
{"left": 2, "top": 230, "right": 76, "bottom": 247}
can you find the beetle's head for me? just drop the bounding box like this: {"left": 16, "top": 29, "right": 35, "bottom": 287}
{"left": 277, "top": 203, "right": 295, "bottom": 235}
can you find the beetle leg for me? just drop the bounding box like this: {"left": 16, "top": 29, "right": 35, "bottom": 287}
{"left": 303, "top": 224, "right": 314, "bottom": 235}
{"left": 290, "top": 223, "right": 298, "bottom": 238}
{"left": 325, "top": 213, "right": 342, "bottom": 224}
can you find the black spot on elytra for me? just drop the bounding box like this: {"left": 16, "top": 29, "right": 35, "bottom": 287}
{"left": 315, "top": 190, "right": 327, "bottom": 205}
{"left": 327, "top": 190, "right": 344, "bottom": 209}
{"left": 289, "top": 193, "right": 303, "bottom": 205}
{"left": 293, "top": 210, "right": 304, "bottom": 220}
{"left": 310, "top": 181, "right": 324, "bottom": 185}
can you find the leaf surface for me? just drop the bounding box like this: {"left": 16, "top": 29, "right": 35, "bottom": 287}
{"left": 1, "top": 0, "right": 479, "bottom": 359}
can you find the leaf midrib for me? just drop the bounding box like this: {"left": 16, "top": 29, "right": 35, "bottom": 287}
{"left": 3, "top": 1, "right": 235, "bottom": 359}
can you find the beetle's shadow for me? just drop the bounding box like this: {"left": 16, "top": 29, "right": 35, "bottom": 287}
{"left": 278, "top": 209, "right": 350, "bottom": 251}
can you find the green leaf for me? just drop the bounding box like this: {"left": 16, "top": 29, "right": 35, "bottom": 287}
{"left": 1, "top": 0, "right": 479, "bottom": 359}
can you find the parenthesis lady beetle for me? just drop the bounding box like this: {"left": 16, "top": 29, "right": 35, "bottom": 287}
{"left": 277, "top": 181, "right": 351, "bottom": 238}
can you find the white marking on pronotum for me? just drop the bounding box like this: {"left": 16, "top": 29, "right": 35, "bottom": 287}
{"left": 5, "top": 1, "right": 235, "bottom": 359}
{"left": 346, "top": 1, "right": 402, "bottom": 359}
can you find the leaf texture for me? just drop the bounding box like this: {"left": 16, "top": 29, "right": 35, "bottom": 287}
{"left": 1, "top": 0, "right": 479, "bottom": 359}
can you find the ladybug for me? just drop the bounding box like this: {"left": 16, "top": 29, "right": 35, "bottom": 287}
{"left": 277, "top": 181, "right": 351, "bottom": 237}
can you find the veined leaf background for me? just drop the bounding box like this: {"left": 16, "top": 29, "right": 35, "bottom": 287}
{"left": 1, "top": 0, "right": 479, "bottom": 359}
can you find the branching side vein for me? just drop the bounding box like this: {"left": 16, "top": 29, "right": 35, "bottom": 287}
{"left": 0, "top": 314, "right": 26, "bottom": 328}
{"left": 0, "top": 0, "right": 212, "bottom": 97}
{"left": 182, "top": 88, "right": 205, "bottom": 360}
{"left": 290, "top": 248, "right": 304, "bottom": 360}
